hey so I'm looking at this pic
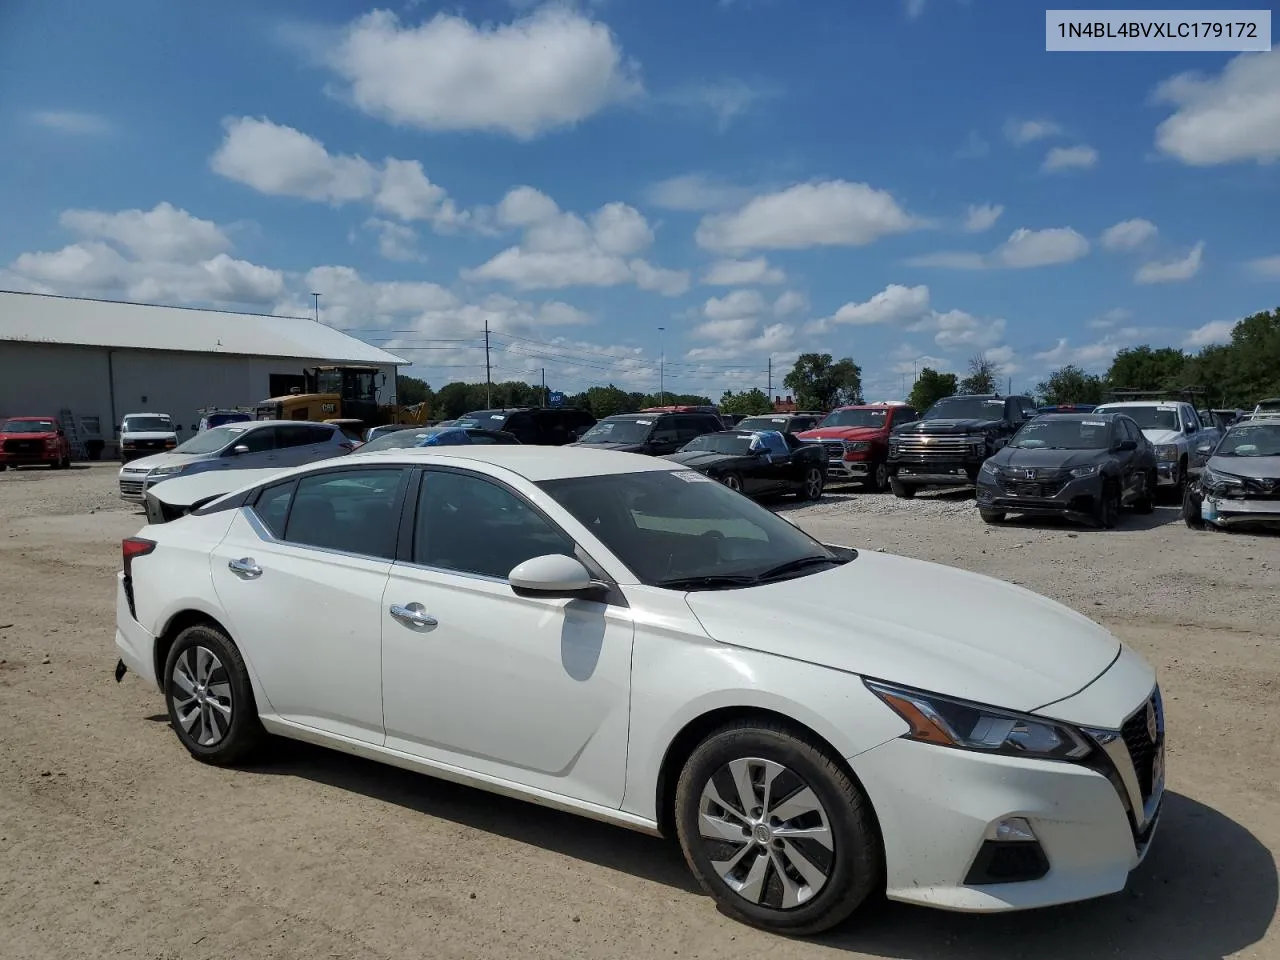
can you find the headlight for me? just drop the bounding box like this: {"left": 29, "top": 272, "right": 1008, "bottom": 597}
{"left": 1202, "top": 467, "right": 1243, "bottom": 490}
{"left": 865, "top": 680, "right": 1092, "bottom": 761}
{"left": 980, "top": 459, "right": 1000, "bottom": 475}
{"left": 1154, "top": 444, "right": 1179, "bottom": 462}
{"left": 845, "top": 441, "right": 870, "bottom": 452}
{"left": 150, "top": 464, "right": 188, "bottom": 477}
{"left": 1069, "top": 464, "right": 1099, "bottom": 478}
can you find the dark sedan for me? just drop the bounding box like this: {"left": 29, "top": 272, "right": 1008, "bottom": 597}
{"left": 664, "top": 429, "right": 826, "bottom": 500}
{"left": 974, "top": 413, "right": 1157, "bottom": 527}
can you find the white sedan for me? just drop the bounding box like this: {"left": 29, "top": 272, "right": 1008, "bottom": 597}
{"left": 114, "top": 446, "right": 1164, "bottom": 934}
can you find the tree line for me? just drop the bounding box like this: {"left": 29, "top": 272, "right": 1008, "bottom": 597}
{"left": 397, "top": 307, "right": 1279, "bottom": 421}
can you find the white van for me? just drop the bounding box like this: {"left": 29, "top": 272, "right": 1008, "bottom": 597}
{"left": 119, "top": 412, "right": 178, "bottom": 463}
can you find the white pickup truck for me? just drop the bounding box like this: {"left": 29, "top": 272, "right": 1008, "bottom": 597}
{"left": 1093, "top": 399, "right": 1220, "bottom": 496}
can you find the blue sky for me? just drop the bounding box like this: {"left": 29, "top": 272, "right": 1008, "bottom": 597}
{"left": 2, "top": 0, "right": 1277, "bottom": 400}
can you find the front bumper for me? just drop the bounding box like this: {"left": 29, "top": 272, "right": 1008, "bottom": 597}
{"left": 890, "top": 460, "right": 980, "bottom": 485}
{"left": 850, "top": 690, "right": 1163, "bottom": 912}
{"left": 1201, "top": 494, "right": 1280, "bottom": 526}
{"left": 0, "top": 453, "right": 59, "bottom": 466}
{"left": 1154, "top": 460, "right": 1181, "bottom": 486}
{"left": 975, "top": 473, "right": 1103, "bottom": 516}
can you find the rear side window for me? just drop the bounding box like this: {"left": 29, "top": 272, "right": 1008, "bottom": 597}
{"left": 253, "top": 481, "right": 296, "bottom": 539}
{"left": 278, "top": 425, "right": 333, "bottom": 448}
{"left": 281, "top": 469, "right": 405, "bottom": 559}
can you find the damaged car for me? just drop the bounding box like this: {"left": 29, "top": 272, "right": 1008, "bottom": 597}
{"left": 1183, "top": 418, "right": 1280, "bottom": 532}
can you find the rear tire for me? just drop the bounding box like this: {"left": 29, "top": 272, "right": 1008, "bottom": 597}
{"left": 674, "top": 720, "right": 881, "bottom": 935}
{"left": 889, "top": 478, "right": 915, "bottom": 499}
{"left": 163, "top": 623, "right": 265, "bottom": 766}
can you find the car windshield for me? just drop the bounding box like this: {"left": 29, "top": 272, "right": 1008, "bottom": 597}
{"left": 576, "top": 418, "right": 653, "bottom": 443}
{"left": 1101, "top": 406, "right": 1178, "bottom": 431}
{"left": 680, "top": 432, "right": 755, "bottom": 455}
{"left": 123, "top": 416, "right": 172, "bottom": 432}
{"left": 736, "top": 416, "right": 790, "bottom": 431}
{"left": 539, "top": 470, "right": 850, "bottom": 589}
{"left": 818, "top": 409, "right": 888, "bottom": 428}
{"left": 455, "top": 410, "right": 508, "bottom": 429}
{"left": 1216, "top": 424, "right": 1280, "bottom": 457}
{"left": 360, "top": 428, "right": 451, "bottom": 452}
{"left": 923, "top": 397, "right": 1006, "bottom": 420}
{"left": 1, "top": 419, "right": 58, "bottom": 433}
{"left": 173, "top": 424, "right": 247, "bottom": 454}
{"left": 1010, "top": 419, "right": 1112, "bottom": 450}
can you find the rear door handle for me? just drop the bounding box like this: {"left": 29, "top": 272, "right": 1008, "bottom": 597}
{"left": 390, "top": 602, "right": 438, "bottom": 629}
{"left": 228, "top": 557, "right": 262, "bottom": 580}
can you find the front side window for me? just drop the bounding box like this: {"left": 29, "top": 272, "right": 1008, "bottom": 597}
{"left": 413, "top": 470, "right": 575, "bottom": 580}
{"left": 235, "top": 427, "right": 278, "bottom": 454}
{"left": 282, "top": 469, "right": 405, "bottom": 558}
{"left": 540, "top": 470, "right": 841, "bottom": 588}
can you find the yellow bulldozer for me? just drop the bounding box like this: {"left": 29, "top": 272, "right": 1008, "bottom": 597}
{"left": 254, "top": 365, "right": 432, "bottom": 431}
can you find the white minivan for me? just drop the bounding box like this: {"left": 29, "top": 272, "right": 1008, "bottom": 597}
{"left": 119, "top": 412, "right": 178, "bottom": 463}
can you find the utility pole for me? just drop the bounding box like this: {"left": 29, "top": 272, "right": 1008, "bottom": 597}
{"left": 657, "top": 326, "right": 665, "bottom": 405}
{"left": 484, "top": 317, "right": 492, "bottom": 407}
{"left": 1007, "top": 375, "right": 1012, "bottom": 395}
{"left": 767, "top": 357, "right": 772, "bottom": 398}
{"left": 541, "top": 368, "right": 546, "bottom": 406}
{"left": 310, "top": 292, "right": 321, "bottom": 323}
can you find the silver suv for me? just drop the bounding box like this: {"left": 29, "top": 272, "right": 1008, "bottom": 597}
{"left": 118, "top": 420, "right": 354, "bottom": 502}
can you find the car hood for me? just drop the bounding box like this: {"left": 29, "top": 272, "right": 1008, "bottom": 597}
{"left": 122, "top": 451, "right": 207, "bottom": 471}
{"left": 796, "top": 426, "right": 886, "bottom": 441}
{"left": 569, "top": 440, "right": 647, "bottom": 452}
{"left": 123, "top": 430, "right": 177, "bottom": 440}
{"left": 683, "top": 550, "right": 1120, "bottom": 713}
{"left": 0, "top": 431, "right": 57, "bottom": 440}
{"left": 1208, "top": 454, "right": 1280, "bottom": 481}
{"left": 992, "top": 447, "right": 1106, "bottom": 470}
{"left": 895, "top": 418, "right": 1000, "bottom": 435}
{"left": 1141, "top": 428, "right": 1181, "bottom": 446}
{"left": 665, "top": 450, "right": 743, "bottom": 469}
{"left": 147, "top": 467, "right": 288, "bottom": 507}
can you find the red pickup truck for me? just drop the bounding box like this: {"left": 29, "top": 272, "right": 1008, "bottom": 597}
{"left": 0, "top": 416, "right": 73, "bottom": 470}
{"left": 794, "top": 403, "right": 919, "bottom": 490}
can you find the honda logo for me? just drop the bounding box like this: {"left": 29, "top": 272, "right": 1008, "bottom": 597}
{"left": 1019, "top": 468, "right": 1037, "bottom": 480}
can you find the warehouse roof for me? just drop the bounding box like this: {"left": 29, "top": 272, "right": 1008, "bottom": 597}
{"left": 0, "top": 290, "right": 408, "bottom": 366}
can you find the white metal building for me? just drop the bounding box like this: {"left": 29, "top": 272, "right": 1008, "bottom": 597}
{"left": 0, "top": 291, "right": 407, "bottom": 457}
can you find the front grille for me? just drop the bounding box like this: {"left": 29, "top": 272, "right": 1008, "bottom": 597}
{"left": 891, "top": 435, "right": 974, "bottom": 461}
{"left": 819, "top": 440, "right": 846, "bottom": 461}
{"left": 1120, "top": 690, "right": 1163, "bottom": 803}
{"left": 3, "top": 439, "right": 42, "bottom": 454}
{"left": 119, "top": 478, "right": 145, "bottom": 497}
{"left": 132, "top": 439, "right": 167, "bottom": 450}
{"left": 1243, "top": 476, "right": 1280, "bottom": 499}
{"left": 999, "top": 477, "right": 1068, "bottom": 498}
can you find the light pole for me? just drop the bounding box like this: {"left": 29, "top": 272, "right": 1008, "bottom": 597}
{"left": 311, "top": 292, "right": 321, "bottom": 323}
{"left": 657, "top": 326, "right": 665, "bottom": 405}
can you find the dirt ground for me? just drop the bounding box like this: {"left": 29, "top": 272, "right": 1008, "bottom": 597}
{"left": 1, "top": 462, "right": 1276, "bottom": 960}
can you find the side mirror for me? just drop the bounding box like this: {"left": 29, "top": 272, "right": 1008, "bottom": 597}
{"left": 1117, "top": 439, "right": 1137, "bottom": 451}
{"left": 508, "top": 554, "right": 598, "bottom": 599}
{"left": 1184, "top": 423, "right": 1196, "bottom": 434}
{"left": 1195, "top": 443, "right": 1214, "bottom": 455}
{"left": 231, "top": 444, "right": 250, "bottom": 456}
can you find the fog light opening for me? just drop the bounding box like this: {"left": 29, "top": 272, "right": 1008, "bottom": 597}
{"left": 989, "top": 816, "right": 1037, "bottom": 843}
{"left": 966, "top": 817, "right": 1050, "bottom": 885}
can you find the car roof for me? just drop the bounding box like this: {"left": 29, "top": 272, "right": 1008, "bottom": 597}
{"left": 1036, "top": 412, "right": 1120, "bottom": 421}
{"left": 5, "top": 415, "right": 58, "bottom": 421}
{"left": 1096, "top": 400, "right": 1180, "bottom": 409}
{"left": 345, "top": 444, "right": 679, "bottom": 481}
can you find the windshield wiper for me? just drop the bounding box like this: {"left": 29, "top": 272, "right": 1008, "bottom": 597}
{"left": 752, "top": 554, "right": 842, "bottom": 583}
{"left": 656, "top": 574, "right": 759, "bottom": 591}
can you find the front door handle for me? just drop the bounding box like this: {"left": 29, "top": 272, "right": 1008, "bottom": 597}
{"left": 228, "top": 557, "right": 262, "bottom": 580}
{"left": 390, "top": 602, "right": 438, "bottom": 629}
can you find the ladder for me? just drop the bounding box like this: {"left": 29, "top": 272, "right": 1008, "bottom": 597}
{"left": 58, "top": 408, "right": 86, "bottom": 460}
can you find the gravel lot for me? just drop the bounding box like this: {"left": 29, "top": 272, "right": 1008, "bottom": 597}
{"left": 2, "top": 463, "right": 1277, "bottom": 960}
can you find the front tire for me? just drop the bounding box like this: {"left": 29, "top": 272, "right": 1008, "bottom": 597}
{"left": 979, "top": 508, "right": 1005, "bottom": 524}
{"left": 674, "top": 721, "right": 881, "bottom": 935}
{"left": 721, "top": 472, "right": 744, "bottom": 494}
{"left": 1094, "top": 480, "right": 1121, "bottom": 529}
{"left": 863, "top": 462, "right": 890, "bottom": 493}
{"left": 798, "top": 466, "right": 824, "bottom": 501}
{"left": 163, "top": 623, "right": 265, "bottom": 766}
{"left": 889, "top": 477, "right": 916, "bottom": 499}
{"left": 1133, "top": 470, "right": 1155, "bottom": 514}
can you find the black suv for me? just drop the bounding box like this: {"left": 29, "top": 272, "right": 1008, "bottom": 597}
{"left": 570, "top": 411, "right": 724, "bottom": 455}
{"left": 454, "top": 407, "right": 596, "bottom": 445}
{"left": 888, "top": 393, "right": 1038, "bottom": 498}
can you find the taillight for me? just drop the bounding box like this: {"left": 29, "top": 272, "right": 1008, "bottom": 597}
{"left": 122, "top": 536, "right": 156, "bottom": 578}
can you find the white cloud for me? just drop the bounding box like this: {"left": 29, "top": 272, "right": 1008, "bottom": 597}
{"left": 29, "top": 110, "right": 111, "bottom": 135}
{"left": 703, "top": 289, "right": 767, "bottom": 321}
{"left": 1033, "top": 326, "right": 1151, "bottom": 368}
{"left": 211, "top": 117, "right": 477, "bottom": 232}
{"left": 1042, "top": 144, "right": 1098, "bottom": 172}
{"left": 59, "top": 202, "right": 230, "bottom": 262}
{"left": 362, "top": 218, "right": 425, "bottom": 262}
{"left": 668, "top": 79, "right": 770, "bottom": 131}
{"left": 963, "top": 203, "right": 1003, "bottom": 233}
{"left": 829, "top": 283, "right": 931, "bottom": 327}
{"left": 325, "top": 7, "right": 641, "bottom": 140}
{"left": 685, "top": 322, "right": 795, "bottom": 361}
{"left": 1154, "top": 50, "right": 1280, "bottom": 166}
{"left": 1183, "top": 319, "right": 1236, "bottom": 348}
{"left": 905, "top": 0, "right": 927, "bottom": 19}
{"left": 1245, "top": 255, "right": 1280, "bottom": 278}
{"left": 908, "top": 226, "right": 1089, "bottom": 270}
{"left": 701, "top": 257, "right": 785, "bottom": 286}
{"left": 1006, "top": 118, "right": 1062, "bottom": 144}
{"left": 1135, "top": 241, "right": 1205, "bottom": 284}
{"left": 695, "top": 180, "right": 922, "bottom": 252}
{"left": 984, "top": 344, "right": 1020, "bottom": 375}
{"left": 464, "top": 187, "right": 687, "bottom": 295}
{"left": 929, "top": 310, "right": 1007, "bottom": 350}
{"left": 1100, "top": 218, "right": 1158, "bottom": 251}
{"left": 693, "top": 315, "right": 760, "bottom": 341}
{"left": 1088, "top": 307, "right": 1133, "bottom": 330}
{"left": 773, "top": 289, "right": 808, "bottom": 318}
{"left": 645, "top": 173, "right": 754, "bottom": 212}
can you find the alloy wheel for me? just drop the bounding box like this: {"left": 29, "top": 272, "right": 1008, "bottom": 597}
{"left": 874, "top": 463, "right": 889, "bottom": 490}
{"left": 804, "top": 469, "right": 823, "bottom": 499}
{"left": 723, "top": 474, "right": 742, "bottom": 492}
{"left": 170, "top": 645, "right": 233, "bottom": 747}
{"left": 697, "top": 757, "right": 835, "bottom": 910}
